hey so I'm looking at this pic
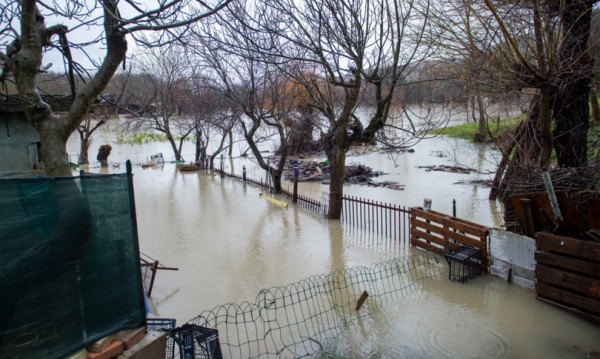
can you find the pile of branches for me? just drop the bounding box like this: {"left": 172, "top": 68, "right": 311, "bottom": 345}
{"left": 501, "top": 165, "right": 600, "bottom": 196}
{"left": 283, "top": 160, "right": 403, "bottom": 189}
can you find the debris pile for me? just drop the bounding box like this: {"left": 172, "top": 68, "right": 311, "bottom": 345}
{"left": 418, "top": 165, "right": 476, "bottom": 174}
{"left": 283, "top": 160, "right": 404, "bottom": 190}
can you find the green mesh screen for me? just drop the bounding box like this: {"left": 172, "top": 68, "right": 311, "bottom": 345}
{"left": 0, "top": 171, "right": 146, "bottom": 359}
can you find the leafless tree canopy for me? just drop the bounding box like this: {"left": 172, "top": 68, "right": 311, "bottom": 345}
{"left": 191, "top": 0, "right": 441, "bottom": 218}
{"left": 0, "top": 0, "right": 231, "bottom": 175}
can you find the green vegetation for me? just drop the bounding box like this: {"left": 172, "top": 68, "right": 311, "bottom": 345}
{"left": 432, "top": 115, "right": 600, "bottom": 161}
{"left": 115, "top": 130, "right": 168, "bottom": 145}
{"left": 430, "top": 116, "right": 525, "bottom": 141}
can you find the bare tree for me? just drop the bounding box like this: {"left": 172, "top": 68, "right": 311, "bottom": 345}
{"left": 0, "top": 0, "right": 231, "bottom": 176}
{"left": 464, "top": 0, "right": 598, "bottom": 198}
{"left": 246, "top": 0, "right": 438, "bottom": 218}
{"left": 76, "top": 103, "right": 115, "bottom": 164}
{"left": 124, "top": 45, "right": 194, "bottom": 162}
{"left": 190, "top": 4, "right": 298, "bottom": 192}
{"left": 181, "top": 71, "right": 238, "bottom": 168}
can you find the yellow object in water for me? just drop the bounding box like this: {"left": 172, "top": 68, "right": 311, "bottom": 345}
{"left": 259, "top": 193, "right": 288, "bottom": 208}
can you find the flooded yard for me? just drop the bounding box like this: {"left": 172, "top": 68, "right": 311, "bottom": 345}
{"left": 68, "top": 128, "right": 600, "bottom": 358}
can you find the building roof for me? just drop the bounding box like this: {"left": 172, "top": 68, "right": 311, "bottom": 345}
{"left": 0, "top": 94, "right": 73, "bottom": 113}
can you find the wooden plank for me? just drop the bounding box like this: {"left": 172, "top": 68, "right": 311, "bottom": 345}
{"left": 535, "top": 252, "right": 600, "bottom": 278}
{"left": 87, "top": 340, "right": 124, "bottom": 359}
{"left": 412, "top": 218, "right": 486, "bottom": 251}
{"left": 411, "top": 239, "right": 448, "bottom": 254}
{"left": 412, "top": 228, "right": 448, "bottom": 247}
{"left": 536, "top": 282, "right": 600, "bottom": 316}
{"left": 537, "top": 296, "right": 600, "bottom": 326}
{"left": 536, "top": 232, "right": 600, "bottom": 261}
{"left": 412, "top": 208, "right": 489, "bottom": 235}
{"left": 259, "top": 193, "right": 288, "bottom": 208}
{"left": 413, "top": 217, "right": 483, "bottom": 244}
{"left": 87, "top": 335, "right": 117, "bottom": 353}
{"left": 444, "top": 230, "right": 487, "bottom": 250}
{"left": 413, "top": 210, "right": 488, "bottom": 236}
{"left": 536, "top": 265, "right": 600, "bottom": 299}
{"left": 588, "top": 199, "right": 600, "bottom": 231}
{"left": 413, "top": 218, "right": 446, "bottom": 235}
{"left": 115, "top": 327, "right": 146, "bottom": 350}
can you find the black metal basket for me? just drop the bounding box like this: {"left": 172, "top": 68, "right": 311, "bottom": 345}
{"left": 444, "top": 246, "right": 482, "bottom": 283}
{"left": 169, "top": 323, "right": 223, "bottom": 359}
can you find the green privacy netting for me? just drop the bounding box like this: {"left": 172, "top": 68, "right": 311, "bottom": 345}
{"left": 0, "top": 166, "right": 146, "bottom": 359}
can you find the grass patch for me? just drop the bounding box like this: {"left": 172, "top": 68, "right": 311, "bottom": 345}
{"left": 431, "top": 114, "right": 600, "bottom": 161}
{"left": 430, "top": 115, "right": 525, "bottom": 141}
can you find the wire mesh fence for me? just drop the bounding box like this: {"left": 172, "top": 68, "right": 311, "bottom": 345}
{"left": 183, "top": 254, "right": 444, "bottom": 358}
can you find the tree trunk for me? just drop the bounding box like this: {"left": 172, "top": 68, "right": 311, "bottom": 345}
{"left": 166, "top": 132, "right": 182, "bottom": 161}
{"left": 323, "top": 86, "right": 360, "bottom": 219}
{"left": 327, "top": 147, "right": 347, "bottom": 219}
{"left": 78, "top": 132, "right": 91, "bottom": 165}
{"left": 538, "top": 85, "right": 553, "bottom": 168}
{"left": 37, "top": 121, "right": 73, "bottom": 175}
{"left": 12, "top": 2, "right": 127, "bottom": 176}
{"left": 228, "top": 129, "right": 233, "bottom": 156}
{"left": 195, "top": 131, "right": 202, "bottom": 163}
{"left": 551, "top": 0, "right": 593, "bottom": 168}
{"left": 271, "top": 169, "right": 282, "bottom": 193}
{"left": 473, "top": 93, "right": 487, "bottom": 142}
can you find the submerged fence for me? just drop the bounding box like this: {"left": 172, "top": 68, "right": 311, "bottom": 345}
{"left": 341, "top": 196, "right": 411, "bottom": 243}
{"left": 215, "top": 169, "right": 412, "bottom": 243}
{"left": 183, "top": 254, "right": 443, "bottom": 358}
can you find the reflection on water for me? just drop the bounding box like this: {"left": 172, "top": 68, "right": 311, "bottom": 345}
{"left": 67, "top": 129, "right": 600, "bottom": 358}
{"left": 325, "top": 275, "right": 600, "bottom": 359}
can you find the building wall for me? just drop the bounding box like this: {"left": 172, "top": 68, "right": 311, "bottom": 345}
{"left": 0, "top": 112, "right": 41, "bottom": 176}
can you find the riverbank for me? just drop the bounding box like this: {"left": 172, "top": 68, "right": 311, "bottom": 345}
{"left": 433, "top": 115, "right": 600, "bottom": 160}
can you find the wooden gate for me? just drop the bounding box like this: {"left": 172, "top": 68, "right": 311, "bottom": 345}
{"left": 411, "top": 207, "right": 490, "bottom": 268}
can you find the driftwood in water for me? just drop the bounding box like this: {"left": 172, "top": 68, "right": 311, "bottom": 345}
{"left": 418, "top": 165, "right": 476, "bottom": 174}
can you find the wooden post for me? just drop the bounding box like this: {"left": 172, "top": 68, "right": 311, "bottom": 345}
{"left": 356, "top": 290, "right": 369, "bottom": 311}
{"left": 293, "top": 165, "right": 299, "bottom": 203}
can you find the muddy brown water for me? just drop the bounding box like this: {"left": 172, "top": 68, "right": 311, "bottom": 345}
{"left": 68, "top": 128, "right": 600, "bottom": 358}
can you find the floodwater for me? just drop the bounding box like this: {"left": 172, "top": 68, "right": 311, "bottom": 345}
{"left": 67, "top": 124, "right": 600, "bottom": 358}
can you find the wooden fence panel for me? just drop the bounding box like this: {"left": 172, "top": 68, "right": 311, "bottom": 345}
{"left": 535, "top": 232, "right": 600, "bottom": 325}
{"left": 411, "top": 207, "right": 489, "bottom": 268}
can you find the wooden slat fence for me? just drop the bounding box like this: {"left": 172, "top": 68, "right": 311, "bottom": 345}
{"left": 535, "top": 232, "right": 600, "bottom": 325}
{"left": 411, "top": 207, "right": 490, "bottom": 268}
{"left": 341, "top": 196, "right": 411, "bottom": 243}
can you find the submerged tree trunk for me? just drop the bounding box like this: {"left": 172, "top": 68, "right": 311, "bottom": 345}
{"left": 78, "top": 131, "right": 91, "bottom": 165}
{"left": 326, "top": 146, "right": 348, "bottom": 219}
{"left": 473, "top": 93, "right": 487, "bottom": 142}
{"left": 166, "top": 130, "right": 183, "bottom": 162}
